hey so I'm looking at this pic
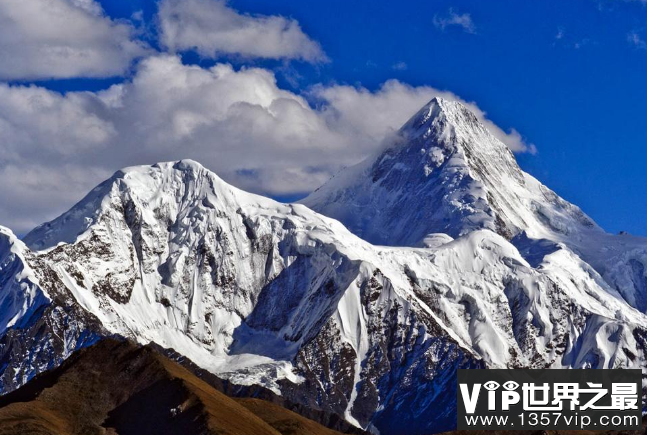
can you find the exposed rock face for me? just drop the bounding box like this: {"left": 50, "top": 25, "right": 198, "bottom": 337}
{"left": 0, "top": 228, "right": 104, "bottom": 393}
{"left": 1, "top": 98, "right": 647, "bottom": 434}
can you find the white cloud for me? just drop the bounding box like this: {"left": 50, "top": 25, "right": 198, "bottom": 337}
{"left": 158, "top": 0, "right": 326, "bottom": 62}
{"left": 0, "top": 163, "right": 112, "bottom": 234}
{"left": 314, "top": 80, "right": 536, "bottom": 154}
{"left": 0, "top": 55, "right": 534, "bottom": 233}
{"left": 0, "top": 0, "right": 149, "bottom": 80}
{"left": 433, "top": 9, "right": 476, "bottom": 34}
{"left": 628, "top": 31, "right": 647, "bottom": 49}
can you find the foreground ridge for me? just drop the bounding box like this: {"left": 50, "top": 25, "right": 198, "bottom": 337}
{"left": 0, "top": 338, "right": 353, "bottom": 435}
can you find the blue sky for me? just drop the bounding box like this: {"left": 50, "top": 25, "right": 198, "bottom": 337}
{"left": 208, "top": 0, "right": 647, "bottom": 236}
{"left": 2, "top": 0, "right": 647, "bottom": 236}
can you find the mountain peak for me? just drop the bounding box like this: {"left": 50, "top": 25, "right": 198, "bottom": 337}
{"left": 302, "top": 98, "right": 596, "bottom": 246}
{"left": 301, "top": 97, "right": 525, "bottom": 244}
{"left": 23, "top": 160, "right": 268, "bottom": 251}
{"left": 157, "top": 158, "right": 207, "bottom": 174}
{"left": 115, "top": 159, "right": 211, "bottom": 183}
{"left": 398, "top": 97, "right": 507, "bottom": 158}
{"left": 406, "top": 96, "right": 473, "bottom": 127}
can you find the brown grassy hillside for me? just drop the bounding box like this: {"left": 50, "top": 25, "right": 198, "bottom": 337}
{"left": 0, "top": 339, "right": 349, "bottom": 435}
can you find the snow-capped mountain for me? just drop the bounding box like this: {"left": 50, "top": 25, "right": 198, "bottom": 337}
{"left": 8, "top": 161, "right": 484, "bottom": 434}
{"left": 1, "top": 98, "right": 647, "bottom": 435}
{"left": 302, "top": 97, "right": 647, "bottom": 314}
{"left": 302, "top": 97, "right": 597, "bottom": 244}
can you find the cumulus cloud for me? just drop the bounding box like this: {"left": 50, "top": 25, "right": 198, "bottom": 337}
{"left": 0, "top": 163, "right": 112, "bottom": 235}
{"left": 433, "top": 9, "right": 476, "bottom": 34}
{"left": 158, "top": 0, "right": 326, "bottom": 62}
{"left": 0, "top": 56, "right": 333, "bottom": 231}
{"left": 0, "top": 0, "right": 149, "bottom": 80}
{"left": 0, "top": 56, "right": 533, "bottom": 233}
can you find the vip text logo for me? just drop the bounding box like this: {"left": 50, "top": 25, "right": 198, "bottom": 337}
{"left": 457, "top": 369, "right": 641, "bottom": 430}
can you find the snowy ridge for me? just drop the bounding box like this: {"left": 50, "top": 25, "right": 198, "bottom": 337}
{"left": 0, "top": 98, "right": 646, "bottom": 434}
{"left": 302, "top": 97, "right": 647, "bottom": 317}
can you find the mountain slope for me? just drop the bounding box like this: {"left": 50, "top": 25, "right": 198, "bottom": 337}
{"left": 301, "top": 97, "right": 647, "bottom": 314}
{"left": 0, "top": 226, "right": 105, "bottom": 392}
{"left": 0, "top": 338, "right": 349, "bottom": 435}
